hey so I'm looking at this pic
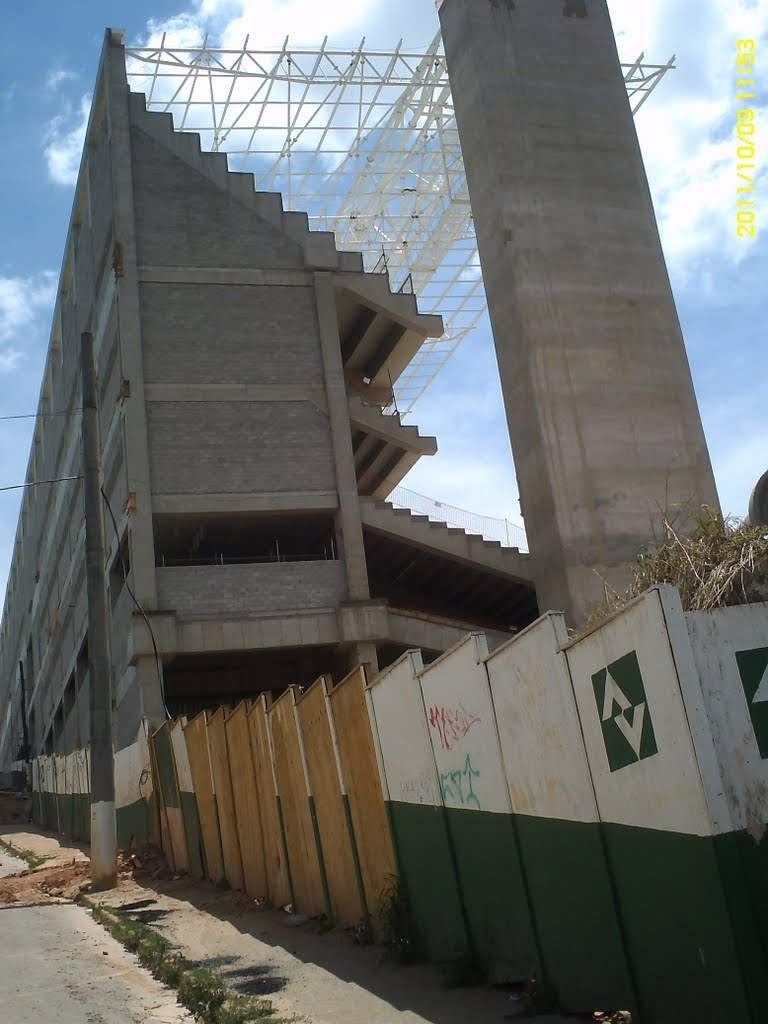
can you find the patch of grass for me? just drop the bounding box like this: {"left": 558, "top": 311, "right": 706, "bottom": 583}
{"left": 0, "top": 836, "right": 49, "bottom": 870}
{"left": 376, "top": 874, "right": 421, "bottom": 964}
{"left": 85, "top": 900, "right": 290, "bottom": 1023}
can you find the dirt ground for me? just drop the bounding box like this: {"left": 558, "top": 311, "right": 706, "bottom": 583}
{"left": 0, "top": 860, "right": 91, "bottom": 905}
{"left": 0, "top": 791, "right": 31, "bottom": 826}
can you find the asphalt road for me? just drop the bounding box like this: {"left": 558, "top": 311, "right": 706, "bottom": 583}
{"left": 0, "top": 903, "right": 194, "bottom": 1023}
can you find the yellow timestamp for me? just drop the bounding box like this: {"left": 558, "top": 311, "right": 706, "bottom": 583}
{"left": 735, "top": 38, "right": 757, "bottom": 238}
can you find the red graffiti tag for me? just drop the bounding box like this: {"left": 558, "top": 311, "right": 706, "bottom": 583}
{"left": 427, "top": 702, "right": 481, "bottom": 751}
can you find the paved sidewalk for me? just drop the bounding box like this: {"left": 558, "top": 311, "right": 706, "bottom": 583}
{"left": 0, "top": 846, "right": 27, "bottom": 878}
{"left": 0, "top": 824, "right": 88, "bottom": 867}
{"left": 0, "top": 903, "right": 193, "bottom": 1024}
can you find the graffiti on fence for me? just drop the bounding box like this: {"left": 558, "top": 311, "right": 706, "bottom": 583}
{"left": 428, "top": 703, "right": 481, "bottom": 751}
{"left": 439, "top": 754, "right": 481, "bottom": 809}
{"left": 400, "top": 769, "right": 435, "bottom": 804}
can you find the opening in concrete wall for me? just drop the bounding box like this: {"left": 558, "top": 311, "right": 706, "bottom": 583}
{"left": 153, "top": 512, "right": 338, "bottom": 567}
{"left": 163, "top": 646, "right": 339, "bottom": 717}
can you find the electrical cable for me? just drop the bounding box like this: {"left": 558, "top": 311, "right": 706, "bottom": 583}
{"left": 0, "top": 475, "right": 82, "bottom": 493}
{"left": 0, "top": 410, "right": 82, "bottom": 422}
{"left": 100, "top": 485, "right": 171, "bottom": 720}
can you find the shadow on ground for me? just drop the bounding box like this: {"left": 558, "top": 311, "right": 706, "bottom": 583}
{"left": 126, "top": 874, "right": 581, "bottom": 1024}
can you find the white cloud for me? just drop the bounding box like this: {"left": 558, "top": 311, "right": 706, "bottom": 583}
{"left": 0, "top": 273, "right": 57, "bottom": 366}
{"left": 609, "top": 0, "right": 768, "bottom": 278}
{"left": 43, "top": 94, "right": 90, "bottom": 186}
{"left": 45, "top": 68, "right": 79, "bottom": 91}
{"left": 133, "top": 0, "right": 444, "bottom": 67}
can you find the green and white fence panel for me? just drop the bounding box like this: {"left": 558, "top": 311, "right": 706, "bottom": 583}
{"left": 487, "top": 613, "right": 636, "bottom": 1013}
{"left": 114, "top": 722, "right": 155, "bottom": 850}
{"left": 420, "top": 633, "right": 539, "bottom": 982}
{"left": 564, "top": 585, "right": 754, "bottom": 1024}
{"left": 367, "top": 649, "right": 469, "bottom": 962}
{"left": 63, "top": 748, "right": 90, "bottom": 842}
{"left": 33, "top": 755, "right": 56, "bottom": 830}
{"left": 686, "top": 600, "right": 768, "bottom": 1017}
{"left": 170, "top": 718, "right": 205, "bottom": 878}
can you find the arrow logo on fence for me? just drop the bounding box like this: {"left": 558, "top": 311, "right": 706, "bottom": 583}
{"left": 751, "top": 662, "right": 768, "bottom": 704}
{"left": 592, "top": 651, "right": 658, "bottom": 773}
{"left": 736, "top": 646, "right": 768, "bottom": 759}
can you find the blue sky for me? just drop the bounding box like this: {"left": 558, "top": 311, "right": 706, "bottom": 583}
{"left": 0, "top": 0, "right": 766, "bottom": 591}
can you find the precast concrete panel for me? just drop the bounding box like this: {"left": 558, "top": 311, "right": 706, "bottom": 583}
{"left": 367, "top": 650, "right": 469, "bottom": 962}
{"left": 170, "top": 718, "right": 205, "bottom": 877}
{"left": 685, "top": 601, "right": 768, "bottom": 1005}
{"left": 115, "top": 724, "right": 154, "bottom": 849}
{"left": 419, "top": 634, "right": 539, "bottom": 982}
{"left": 487, "top": 613, "right": 635, "bottom": 1012}
{"left": 565, "top": 588, "right": 752, "bottom": 1023}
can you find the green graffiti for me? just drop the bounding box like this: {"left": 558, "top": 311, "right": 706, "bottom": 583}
{"left": 439, "top": 754, "right": 481, "bottom": 809}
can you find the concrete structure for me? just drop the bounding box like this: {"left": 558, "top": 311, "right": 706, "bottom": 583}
{"left": 438, "top": 0, "right": 719, "bottom": 624}
{"left": 0, "top": 30, "right": 537, "bottom": 766}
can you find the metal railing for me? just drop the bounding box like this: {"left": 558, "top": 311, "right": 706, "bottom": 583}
{"left": 387, "top": 485, "right": 528, "bottom": 552}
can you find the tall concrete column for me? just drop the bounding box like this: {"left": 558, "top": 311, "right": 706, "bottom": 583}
{"left": 314, "top": 272, "right": 371, "bottom": 603}
{"left": 439, "top": 0, "right": 718, "bottom": 625}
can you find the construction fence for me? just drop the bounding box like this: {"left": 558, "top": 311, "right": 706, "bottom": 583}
{"left": 32, "top": 586, "right": 768, "bottom": 1023}
{"left": 32, "top": 719, "right": 154, "bottom": 849}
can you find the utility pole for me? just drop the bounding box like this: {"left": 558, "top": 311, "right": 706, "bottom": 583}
{"left": 81, "top": 330, "right": 117, "bottom": 889}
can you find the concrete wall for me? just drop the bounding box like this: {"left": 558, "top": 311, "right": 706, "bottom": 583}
{"left": 156, "top": 561, "right": 348, "bottom": 618}
{"left": 130, "top": 127, "right": 304, "bottom": 270}
{"left": 0, "top": 82, "right": 126, "bottom": 765}
{"left": 146, "top": 401, "right": 336, "bottom": 496}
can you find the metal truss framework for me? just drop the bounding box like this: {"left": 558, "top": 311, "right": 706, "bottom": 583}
{"left": 125, "top": 33, "right": 673, "bottom": 415}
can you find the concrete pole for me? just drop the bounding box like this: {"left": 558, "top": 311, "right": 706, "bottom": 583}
{"left": 81, "top": 331, "right": 118, "bottom": 890}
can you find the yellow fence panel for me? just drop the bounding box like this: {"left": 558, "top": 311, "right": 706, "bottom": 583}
{"left": 269, "top": 687, "right": 326, "bottom": 917}
{"left": 297, "top": 677, "right": 363, "bottom": 927}
{"left": 225, "top": 703, "right": 268, "bottom": 900}
{"left": 329, "top": 665, "right": 396, "bottom": 930}
{"left": 184, "top": 712, "right": 224, "bottom": 884}
{"left": 248, "top": 696, "right": 291, "bottom": 908}
{"left": 207, "top": 708, "right": 245, "bottom": 892}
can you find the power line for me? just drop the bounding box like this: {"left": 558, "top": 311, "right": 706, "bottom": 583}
{"left": 0, "top": 475, "right": 82, "bottom": 493}
{"left": 0, "top": 410, "right": 81, "bottom": 422}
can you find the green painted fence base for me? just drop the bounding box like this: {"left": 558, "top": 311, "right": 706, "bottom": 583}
{"left": 714, "top": 830, "right": 768, "bottom": 1023}
{"left": 387, "top": 800, "right": 469, "bottom": 962}
{"left": 604, "top": 823, "right": 753, "bottom": 1024}
{"left": 444, "top": 806, "right": 539, "bottom": 983}
{"left": 116, "top": 798, "right": 155, "bottom": 851}
{"left": 32, "top": 792, "right": 153, "bottom": 851}
{"left": 180, "top": 790, "right": 205, "bottom": 878}
{"left": 515, "top": 814, "right": 637, "bottom": 1015}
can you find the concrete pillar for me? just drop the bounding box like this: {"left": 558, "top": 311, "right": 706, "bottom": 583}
{"left": 439, "top": 0, "right": 719, "bottom": 626}
{"left": 133, "top": 655, "right": 167, "bottom": 726}
{"left": 314, "top": 271, "right": 371, "bottom": 603}
{"left": 102, "top": 31, "right": 160, "bottom": 611}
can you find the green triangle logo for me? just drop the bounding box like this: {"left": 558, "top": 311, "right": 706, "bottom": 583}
{"left": 736, "top": 647, "right": 768, "bottom": 759}
{"left": 592, "top": 650, "right": 659, "bottom": 773}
